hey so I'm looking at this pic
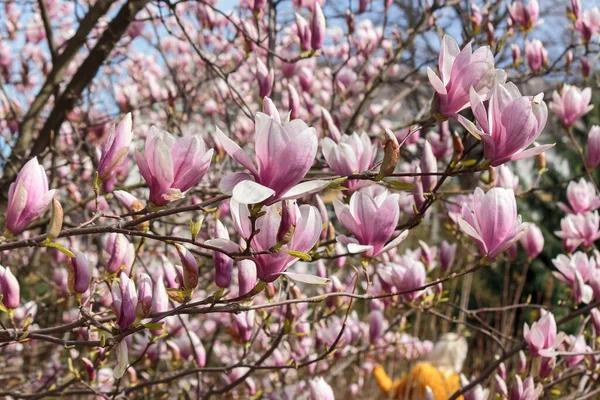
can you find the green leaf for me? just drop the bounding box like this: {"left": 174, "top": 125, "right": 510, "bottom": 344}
{"left": 386, "top": 181, "right": 416, "bottom": 191}
{"left": 44, "top": 241, "right": 75, "bottom": 257}
{"left": 143, "top": 322, "right": 164, "bottom": 330}
{"left": 281, "top": 249, "right": 312, "bottom": 261}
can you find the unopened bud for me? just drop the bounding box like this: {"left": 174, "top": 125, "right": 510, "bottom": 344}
{"left": 379, "top": 129, "right": 400, "bottom": 178}
{"left": 47, "top": 198, "right": 63, "bottom": 240}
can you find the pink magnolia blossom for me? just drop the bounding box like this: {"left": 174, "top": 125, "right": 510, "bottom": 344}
{"left": 439, "top": 240, "right": 457, "bottom": 271}
{"left": 519, "top": 223, "right": 544, "bottom": 259}
{"left": 216, "top": 112, "right": 328, "bottom": 205}
{"left": 552, "top": 252, "right": 595, "bottom": 303}
{"left": 67, "top": 251, "right": 92, "bottom": 295}
{"left": 458, "top": 187, "right": 529, "bottom": 259}
{"left": 510, "top": 376, "right": 542, "bottom": 400}
{"left": 335, "top": 190, "right": 408, "bottom": 258}
{"left": 6, "top": 157, "right": 56, "bottom": 234}
{"left": 558, "top": 179, "right": 600, "bottom": 214}
{"left": 321, "top": 132, "right": 375, "bottom": 192}
{"left": 575, "top": 7, "right": 600, "bottom": 42}
{"left": 555, "top": 211, "right": 600, "bottom": 251}
{"left": 97, "top": 113, "right": 133, "bottom": 182}
{"left": 523, "top": 310, "right": 562, "bottom": 357}
{"left": 427, "top": 35, "right": 506, "bottom": 118}
{"left": 135, "top": 127, "right": 213, "bottom": 206}
{"left": 564, "top": 334, "right": 587, "bottom": 367}
{"left": 508, "top": 0, "right": 540, "bottom": 31}
{"left": 525, "top": 39, "right": 547, "bottom": 72}
{"left": 207, "top": 199, "right": 322, "bottom": 282}
{"left": 457, "top": 83, "right": 550, "bottom": 167}
{"left": 0, "top": 266, "right": 20, "bottom": 310}
{"left": 309, "top": 377, "right": 335, "bottom": 400}
{"left": 111, "top": 274, "right": 138, "bottom": 330}
{"left": 549, "top": 85, "right": 593, "bottom": 128}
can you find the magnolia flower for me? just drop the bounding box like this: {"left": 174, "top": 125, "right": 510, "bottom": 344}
{"left": 575, "top": 7, "right": 600, "bottom": 42}
{"left": 427, "top": 35, "right": 506, "bottom": 118}
{"left": 135, "top": 127, "right": 213, "bottom": 206}
{"left": 523, "top": 311, "right": 563, "bottom": 357}
{"left": 135, "top": 273, "right": 152, "bottom": 319}
{"left": 460, "top": 374, "right": 490, "bottom": 400}
{"left": 519, "top": 223, "right": 544, "bottom": 259}
{"left": 309, "top": 377, "right": 335, "bottom": 400}
{"left": 558, "top": 179, "right": 600, "bottom": 214}
{"left": 103, "top": 233, "right": 135, "bottom": 275}
{"left": 458, "top": 83, "right": 550, "bottom": 167}
{"left": 321, "top": 132, "right": 375, "bottom": 192}
{"left": 525, "top": 39, "right": 547, "bottom": 71}
{"left": 0, "top": 266, "right": 20, "bottom": 310}
{"left": 231, "top": 310, "right": 255, "bottom": 342}
{"left": 458, "top": 187, "right": 529, "bottom": 259}
{"left": 216, "top": 112, "right": 328, "bottom": 204}
{"left": 207, "top": 199, "right": 322, "bottom": 282}
{"left": 549, "top": 85, "right": 593, "bottom": 128}
{"left": 439, "top": 240, "right": 457, "bottom": 271}
{"left": 6, "top": 157, "right": 56, "bottom": 234}
{"left": 555, "top": 211, "right": 600, "bottom": 251}
{"left": 508, "top": 0, "right": 541, "bottom": 31}
{"left": 552, "top": 252, "right": 595, "bottom": 304}
{"left": 510, "top": 376, "right": 543, "bottom": 400}
{"left": 335, "top": 190, "right": 408, "bottom": 258}
{"left": 564, "top": 335, "right": 587, "bottom": 367}
{"left": 111, "top": 274, "right": 138, "bottom": 330}
{"left": 255, "top": 58, "right": 273, "bottom": 98}
{"left": 97, "top": 113, "right": 133, "bottom": 181}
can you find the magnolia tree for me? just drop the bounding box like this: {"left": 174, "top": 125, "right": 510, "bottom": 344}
{"left": 1, "top": 0, "right": 600, "bottom": 398}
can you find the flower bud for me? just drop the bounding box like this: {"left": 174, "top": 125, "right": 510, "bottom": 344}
{"left": 67, "top": 251, "right": 92, "bottom": 295}
{"left": 519, "top": 223, "right": 544, "bottom": 259}
{"left": 104, "top": 233, "right": 135, "bottom": 275}
{"left": 238, "top": 260, "right": 257, "bottom": 296}
{"left": 591, "top": 308, "right": 600, "bottom": 335}
{"left": 111, "top": 274, "right": 138, "bottom": 330}
{"left": 82, "top": 357, "right": 96, "bottom": 381}
{"left": 295, "top": 13, "right": 311, "bottom": 52}
{"left": 369, "top": 309, "right": 384, "bottom": 344}
{"left": 135, "top": 273, "right": 153, "bottom": 319}
{"left": 232, "top": 310, "right": 254, "bottom": 342}
{"left": 255, "top": 58, "right": 273, "bottom": 99}
{"left": 581, "top": 57, "right": 592, "bottom": 80}
{"left": 0, "top": 266, "right": 19, "bottom": 310}
{"left": 47, "top": 198, "right": 63, "bottom": 240}
{"left": 588, "top": 126, "right": 600, "bottom": 168}
{"left": 213, "top": 220, "right": 234, "bottom": 288}
{"left": 420, "top": 140, "right": 437, "bottom": 192}
{"left": 288, "top": 84, "right": 300, "bottom": 120}
{"left": 253, "top": 0, "right": 267, "bottom": 12}
{"left": 97, "top": 113, "right": 133, "bottom": 181}
{"left": 511, "top": 43, "right": 521, "bottom": 66}
{"left": 379, "top": 129, "right": 400, "bottom": 177}
{"left": 277, "top": 200, "right": 297, "bottom": 244}
{"left": 518, "top": 350, "right": 527, "bottom": 373}
{"left": 175, "top": 244, "right": 199, "bottom": 291}
{"left": 439, "top": 240, "right": 457, "bottom": 272}
{"left": 310, "top": 3, "right": 326, "bottom": 50}
{"left": 262, "top": 96, "right": 281, "bottom": 123}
